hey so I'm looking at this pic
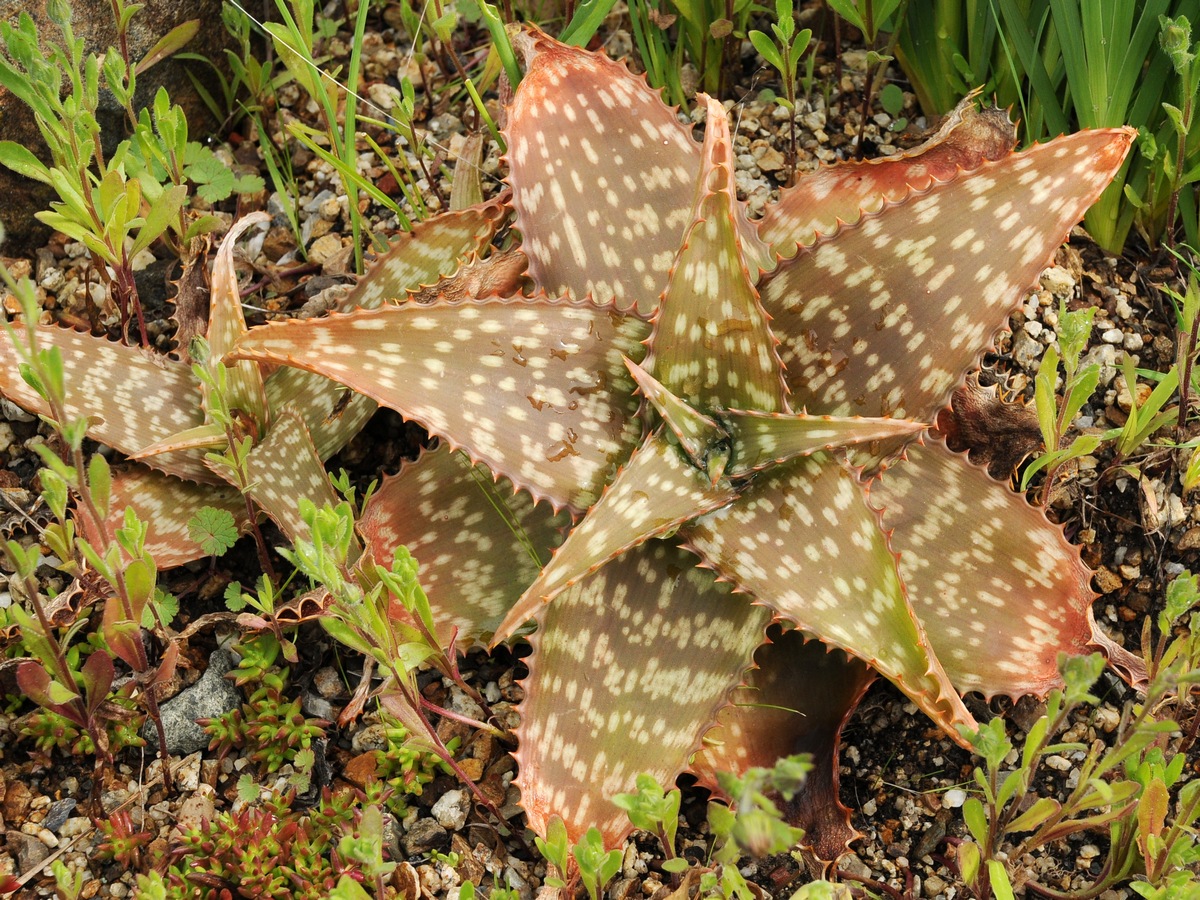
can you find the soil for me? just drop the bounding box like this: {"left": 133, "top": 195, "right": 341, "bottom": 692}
{"left": 0, "top": 6, "right": 1196, "bottom": 900}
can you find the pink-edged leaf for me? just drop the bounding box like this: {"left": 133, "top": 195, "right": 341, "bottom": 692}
{"left": 0, "top": 327, "right": 210, "bottom": 481}
{"left": 496, "top": 431, "right": 737, "bottom": 640}
{"left": 357, "top": 443, "right": 568, "bottom": 644}
{"left": 340, "top": 196, "right": 511, "bottom": 311}
{"left": 644, "top": 95, "right": 786, "bottom": 415}
{"left": 265, "top": 199, "right": 512, "bottom": 464}
{"left": 515, "top": 540, "right": 770, "bottom": 846}
{"left": 866, "top": 437, "right": 1148, "bottom": 697}
{"left": 625, "top": 357, "right": 727, "bottom": 475}
{"left": 758, "top": 96, "right": 1017, "bottom": 257}
{"left": 691, "top": 627, "right": 874, "bottom": 863}
{"left": 722, "top": 409, "right": 927, "bottom": 477}
{"left": 406, "top": 249, "right": 530, "bottom": 306}
{"left": 232, "top": 297, "right": 651, "bottom": 512}
{"left": 506, "top": 30, "right": 701, "bottom": 313}
{"left": 683, "top": 454, "right": 976, "bottom": 744}
{"left": 235, "top": 409, "right": 356, "bottom": 557}
{"left": 207, "top": 212, "right": 269, "bottom": 429}
{"left": 760, "top": 128, "right": 1135, "bottom": 423}
{"left": 97, "top": 465, "right": 249, "bottom": 568}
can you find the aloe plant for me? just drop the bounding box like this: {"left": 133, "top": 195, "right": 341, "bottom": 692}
{"left": 229, "top": 30, "right": 1146, "bottom": 858}
{"left": 0, "top": 202, "right": 510, "bottom": 566}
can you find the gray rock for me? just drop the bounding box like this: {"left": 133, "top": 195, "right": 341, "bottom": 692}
{"left": 402, "top": 817, "right": 449, "bottom": 856}
{"left": 6, "top": 829, "right": 49, "bottom": 874}
{"left": 1039, "top": 265, "right": 1076, "bottom": 297}
{"left": 41, "top": 798, "right": 75, "bottom": 833}
{"left": 143, "top": 649, "right": 240, "bottom": 755}
{"left": 1081, "top": 343, "right": 1121, "bottom": 386}
{"left": 1010, "top": 328, "right": 1044, "bottom": 369}
{"left": 431, "top": 789, "right": 470, "bottom": 831}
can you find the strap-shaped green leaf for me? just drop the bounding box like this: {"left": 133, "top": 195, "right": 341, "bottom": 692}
{"left": 722, "top": 408, "right": 926, "bottom": 476}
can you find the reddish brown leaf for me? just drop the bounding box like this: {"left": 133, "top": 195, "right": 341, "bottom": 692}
{"left": 506, "top": 30, "right": 701, "bottom": 312}
{"left": 758, "top": 96, "right": 1018, "bottom": 257}
{"left": 691, "top": 627, "right": 874, "bottom": 863}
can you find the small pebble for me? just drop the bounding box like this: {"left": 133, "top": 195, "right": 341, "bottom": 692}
{"left": 1045, "top": 754, "right": 1071, "bottom": 771}
{"left": 1101, "top": 328, "right": 1124, "bottom": 344}
{"left": 20, "top": 822, "right": 58, "bottom": 848}
{"left": 941, "top": 789, "right": 966, "bottom": 809}
{"left": 431, "top": 789, "right": 470, "bottom": 831}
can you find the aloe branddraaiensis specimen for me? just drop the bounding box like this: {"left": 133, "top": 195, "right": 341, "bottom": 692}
{"left": 0, "top": 29, "right": 1142, "bottom": 858}
{"left": 227, "top": 32, "right": 1144, "bottom": 857}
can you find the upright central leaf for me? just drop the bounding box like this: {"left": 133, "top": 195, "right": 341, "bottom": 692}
{"left": 644, "top": 97, "right": 786, "bottom": 416}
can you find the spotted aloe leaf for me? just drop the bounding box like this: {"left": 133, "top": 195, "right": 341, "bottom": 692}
{"left": 356, "top": 443, "right": 568, "bottom": 643}
{"left": 0, "top": 327, "right": 206, "bottom": 480}
{"left": 231, "top": 30, "right": 1137, "bottom": 858}
{"left": 0, "top": 202, "right": 508, "bottom": 567}
{"left": 867, "top": 437, "right": 1147, "bottom": 695}
{"left": 513, "top": 540, "right": 771, "bottom": 844}
{"left": 233, "top": 298, "right": 650, "bottom": 512}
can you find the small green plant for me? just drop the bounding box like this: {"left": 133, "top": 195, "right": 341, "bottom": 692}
{"left": 166, "top": 788, "right": 387, "bottom": 898}
{"left": 533, "top": 817, "right": 622, "bottom": 900}
{"left": 613, "top": 774, "right": 686, "bottom": 873}
{"left": 200, "top": 666, "right": 326, "bottom": 792}
{"left": 371, "top": 712, "right": 452, "bottom": 812}
{"left": 1113, "top": 354, "right": 1180, "bottom": 462}
{"left": 0, "top": 1, "right": 193, "bottom": 342}
{"left": 1022, "top": 303, "right": 1107, "bottom": 502}
{"left": 703, "top": 755, "right": 810, "bottom": 900}
{"left": 0, "top": 263, "right": 175, "bottom": 782}
{"left": 956, "top": 614, "right": 1200, "bottom": 900}
{"left": 1127, "top": 14, "right": 1200, "bottom": 249}
{"left": 748, "top": 0, "right": 813, "bottom": 183}
{"left": 572, "top": 827, "right": 623, "bottom": 900}
{"left": 282, "top": 500, "right": 514, "bottom": 830}
{"left": 95, "top": 808, "right": 155, "bottom": 869}
{"left": 263, "top": 0, "right": 394, "bottom": 272}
